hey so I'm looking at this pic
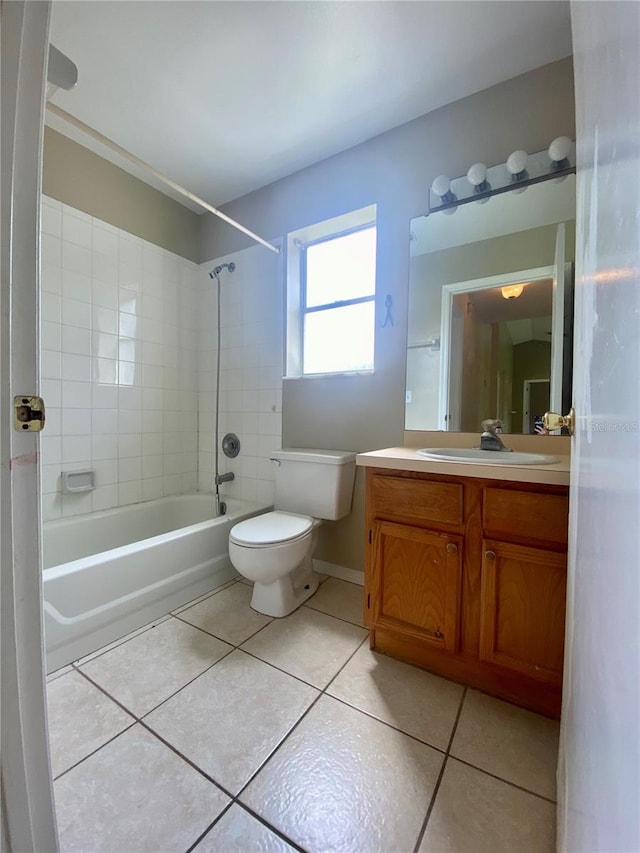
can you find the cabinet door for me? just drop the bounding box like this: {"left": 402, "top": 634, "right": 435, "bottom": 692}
{"left": 480, "top": 539, "right": 567, "bottom": 684}
{"left": 371, "top": 521, "right": 462, "bottom": 652}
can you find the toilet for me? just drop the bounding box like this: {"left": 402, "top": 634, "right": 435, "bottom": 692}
{"left": 228, "top": 449, "right": 356, "bottom": 617}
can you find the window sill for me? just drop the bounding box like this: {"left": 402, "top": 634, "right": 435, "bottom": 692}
{"left": 283, "top": 370, "right": 375, "bottom": 381}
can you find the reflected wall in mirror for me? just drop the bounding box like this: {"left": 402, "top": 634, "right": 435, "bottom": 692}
{"left": 406, "top": 175, "right": 575, "bottom": 433}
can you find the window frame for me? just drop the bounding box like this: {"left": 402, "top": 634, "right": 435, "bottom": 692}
{"left": 298, "top": 221, "right": 377, "bottom": 377}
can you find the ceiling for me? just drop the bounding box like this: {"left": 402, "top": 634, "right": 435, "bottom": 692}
{"left": 47, "top": 1, "right": 572, "bottom": 212}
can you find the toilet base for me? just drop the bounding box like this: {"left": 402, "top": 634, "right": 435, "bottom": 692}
{"left": 250, "top": 557, "right": 320, "bottom": 618}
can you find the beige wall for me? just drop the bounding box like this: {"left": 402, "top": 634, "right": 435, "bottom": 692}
{"left": 199, "top": 58, "right": 575, "bottom": 574}
{"left": 42, "top": 128, "right": 200, "bottom": 261}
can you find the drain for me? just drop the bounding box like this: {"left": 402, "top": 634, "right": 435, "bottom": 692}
{"left": 222, "top": 433, "right": 241, "bottom": 459}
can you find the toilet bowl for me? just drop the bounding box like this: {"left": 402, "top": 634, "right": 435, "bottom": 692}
{"left": 227, "top": 448, "right": 357, "bottom": 617}
{"left": 229, "top": 511, "right": 320, "bottom": 617}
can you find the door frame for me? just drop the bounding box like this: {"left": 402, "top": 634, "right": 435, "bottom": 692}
{"left": 1, "top": 2, "right": 58, "bottom": 849}
{"left": 438, "top": 265, "right": 554, "bottom": 430}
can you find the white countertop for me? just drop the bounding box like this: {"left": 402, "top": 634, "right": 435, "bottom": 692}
{"left": 356, "top": 447, "right": 571, "bottom": 486}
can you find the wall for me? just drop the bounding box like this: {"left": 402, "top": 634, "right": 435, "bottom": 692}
{"left": 198, "top": 244, "right": 283, "bottom": 505}
{"left": 40, "top": 195, "right": 199, "bottom": 521}
{"left": 511, "top": 341, "right": 552, "bottom": 433}
{"left": 43, "top": 128, "right": 200, "bottom": 262}
{"left": 199, "top": 58, "right": 575, "bottom": 573}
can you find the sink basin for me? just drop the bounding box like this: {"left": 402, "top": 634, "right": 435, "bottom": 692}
{"left": 416, "top": 448, "right": 559, "bottom": 465}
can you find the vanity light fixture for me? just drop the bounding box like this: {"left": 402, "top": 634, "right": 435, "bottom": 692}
{"left": 506, "top": 149, "right": 529, "bottom": 179}
{"left": 548, "top": 136, "right": 572, "bottom": 168}
{"left": 501, "top": 284, "right": 525, "bottom": 300}
{"left": 428, "top": 138, "right": 575, "bottom": 214}
{"left": 467, "top": 162, "right": 489, "bottom": 191}
{"left": 431, "top": 175, "right": 456, "bottom": 204}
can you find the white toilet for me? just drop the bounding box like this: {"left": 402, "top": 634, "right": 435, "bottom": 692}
{"left": 228, "top": 448, "right": 356, "bottom": 617}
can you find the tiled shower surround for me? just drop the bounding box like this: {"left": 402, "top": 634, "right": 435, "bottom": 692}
{"left": 197, "top": 243, "right": 283, "bottom": 505}
{"left": 40, "top": 196, "right": 283, "bottom": 521}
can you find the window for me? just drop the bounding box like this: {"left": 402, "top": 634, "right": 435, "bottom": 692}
{"left": 286, "top": 206, "right": 377, "bottom": 377}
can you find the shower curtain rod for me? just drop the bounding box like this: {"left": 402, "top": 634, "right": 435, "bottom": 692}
{"left": 46, "top": 103, "right": 281, "bottom": 255}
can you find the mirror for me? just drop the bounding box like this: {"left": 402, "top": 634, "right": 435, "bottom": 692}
{"left": 405, "top": 175, "right": 575, "bottom": 433}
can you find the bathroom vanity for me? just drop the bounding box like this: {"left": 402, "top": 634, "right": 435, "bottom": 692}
{"left": 357, "top": 448, "right": 570, "bottom": 718}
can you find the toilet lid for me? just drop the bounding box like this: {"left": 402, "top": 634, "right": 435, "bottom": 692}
{"left": 230, "top": 511, "right": 313, "bottom": 547}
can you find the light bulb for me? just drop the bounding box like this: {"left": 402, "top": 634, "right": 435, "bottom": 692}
{"left": 467, "top": 163, "right": 487, "bottom": 187}
{"left": 548, "top": 136, "right": 572, "bottom": 163}
{"left": 501, "top": 284, "right": 524, "bottom": 300}
{"left": 431, "top": 175, "right": 451, "bottom": 198}
{"left": 506, "top": 150, "right": 528, "bottom": 176}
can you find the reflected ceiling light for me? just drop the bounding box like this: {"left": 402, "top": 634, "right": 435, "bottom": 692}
{"left": 548, "top": 136, "right": 572, "bottom": 167}
{"left": 501, "top": 284, "right": 524, "bottom": 300}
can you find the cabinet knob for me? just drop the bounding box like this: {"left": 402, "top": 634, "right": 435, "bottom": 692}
{"left": 446, "top": 542, "right": 458, "bottom": 553}
{"left": 485, "top": 550, "right": 496, "bottom": 561}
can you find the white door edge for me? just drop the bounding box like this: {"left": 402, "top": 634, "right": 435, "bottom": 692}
{"left": 1, "top": 2, "right": 58, "bottom": 850}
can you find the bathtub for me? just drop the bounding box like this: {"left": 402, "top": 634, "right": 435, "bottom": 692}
{"left": 43, "top": 495, "right": 269, "bottom": 673}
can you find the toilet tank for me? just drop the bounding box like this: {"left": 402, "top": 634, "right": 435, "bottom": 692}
{"left": 271, "top": 449, "right": 356, "bottom": 520}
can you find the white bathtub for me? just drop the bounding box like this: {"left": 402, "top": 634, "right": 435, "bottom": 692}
{"left": 43, "top": 495, "right": 269, "bottom": 672}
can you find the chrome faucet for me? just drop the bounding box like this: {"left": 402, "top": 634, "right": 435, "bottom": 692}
{"left": 479, "top": 419, "right": 512, "bottom": 452}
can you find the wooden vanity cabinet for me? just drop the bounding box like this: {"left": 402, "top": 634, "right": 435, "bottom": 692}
{"left": 364, "top": 468, "right": 569, "bottom": 718}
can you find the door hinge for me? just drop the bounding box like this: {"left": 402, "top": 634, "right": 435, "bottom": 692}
{"left": 14, "top": 396, "right": 45, "bottom": 432}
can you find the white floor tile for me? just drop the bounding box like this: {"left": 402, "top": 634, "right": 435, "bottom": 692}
{"left": 54, "top": 724, "right": 229, "bottom": 852}
{"left": 241, "top": 694, "right": 443, "bottom": 853}
{"left": 78, "top": 617, "right": 233, "bottom": 716}
{"left": 304, "top": 576, "right": 365, "bottom": 626}
{"left": 195, "top": 804, "right": 297, "bottom": 852}
{"left": 47, "top": 670, "right": 134, "bottom": 778}
{"left": 419, "top": 758, "right": 556, "bottom": 852}
{"left": 241, "top": 607, "right": 367, "bottom": 688}
{"left": 451, "top": 689, "right": 560, "bottom": 800}
{"left": 328, "top": 644, "right": 463, "bottom": 749}
{"left": 145, "top": 649, "right": 318, "bottom": 795}
{"left": 177, "top": 581, "right": 273, "bottom": 645}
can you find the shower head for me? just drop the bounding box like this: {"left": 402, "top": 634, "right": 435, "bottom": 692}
{"left": 209, "top": 262, "right": 236, "bottom": 279}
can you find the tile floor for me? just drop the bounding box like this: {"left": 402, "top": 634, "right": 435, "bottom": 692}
{"left": 47, "top": 577, "right": 559, "bottom": 853}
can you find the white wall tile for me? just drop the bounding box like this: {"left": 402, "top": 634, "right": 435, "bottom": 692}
{"left": 61, "top": 353, "right": 91, "bottom": 384}
{"left": 63, "top": 212, "right": 92, "bottom": 247}
{"left": 41, "top": 350, "right": 62, "bottom": 381}
{"left": 62, "top": 380, "right": 92, "bottom": 409}
{"left": 61, "top": 326, "right": 91, "bottom": 355}
{"left": 62, "top": 435, "right": 91, "bottom": 464}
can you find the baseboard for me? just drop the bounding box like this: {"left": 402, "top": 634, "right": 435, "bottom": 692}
{"left": 313, "top": 559, "right": 364, "bottom": 587}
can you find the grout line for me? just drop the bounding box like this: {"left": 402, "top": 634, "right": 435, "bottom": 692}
{"left": 138, "top": 719, "right": 234, "bottom": 798}
{"left": 231, "top": 803, "right": 307, "bottom": 853}
{"left": 73, "top": 616, "right": 171, "bottom": 668}
{"left": 183, "top": 802, "right": 235, "bottom": 853}
{"left": 172, "top": 610, "right": 274, "bottom": 648}
{"left": 447, "top": 756, "right": 558, "bottom": 804}
{"left": 302, "top": 601, "right": 365, "bottom": 630}
{"left": 323, "top": 693, "right": 448, "bottom": 756}
{"left": 411, "top": 686, "right": 467, "bottom": 853}
{"left": 72, "top": 664, "right": 141, "bottom": 720}
{"left": 52, "top": 720, "right": 138, "bottom": 783}
{"left": 234, "top": 634, "right": 369, "bottom": 802}
{"left": 138, "top": 645, "right": 238, "bottom": 721}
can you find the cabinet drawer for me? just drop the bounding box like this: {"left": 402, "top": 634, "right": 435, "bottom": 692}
{"left": 371, "top": 475, "right": 463, "bottom": 526}
{"left": 483, "top": 488, "right": 568, "bottom": 546}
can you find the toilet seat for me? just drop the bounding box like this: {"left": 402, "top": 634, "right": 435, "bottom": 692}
{"left": 229, "top": 511, "right": 313, "bottom": 548}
